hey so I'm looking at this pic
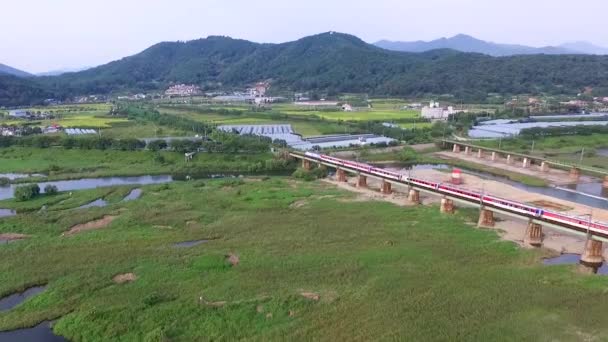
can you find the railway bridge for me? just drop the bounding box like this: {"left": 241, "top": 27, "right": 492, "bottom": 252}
{"left": 440, "top": 139, "right": 608, "bottom": 189}
{"left": 292, "top": 151, "right": 608, "bottom": 268}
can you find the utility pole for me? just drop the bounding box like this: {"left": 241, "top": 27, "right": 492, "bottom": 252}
{"left": 580, "top": 147, "right": 585, "bottom": 165}
{"left": 531, "top": 140, "right": 535, "bottom": 154}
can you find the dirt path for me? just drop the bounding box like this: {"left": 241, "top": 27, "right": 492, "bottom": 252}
{"left": 63, "top": 215, "right": 117, "bottom": 236}
{"left": 434, "top": 151, "right": 597, "bottom": 185}
{"left": 0, "top": 233, "right": 30, "bottom": 241}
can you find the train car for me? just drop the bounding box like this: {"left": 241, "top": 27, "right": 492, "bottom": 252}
{"left": 483, "top": 195, "right": 540, "bottom": 217}
{"left": 438, "top": 184, "right": 482, "bottom": 202}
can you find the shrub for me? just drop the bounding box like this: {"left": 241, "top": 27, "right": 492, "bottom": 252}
{"left": 0, "top": 177, "right": 9, "bottom": 186}
{"left": 153, "top": 153, "right": 166, "bottom": 164}
{"left": 292, "top": 167, "right": 327, "bottom": 181}
{"left": 219, "top": 178, "right": 245, "bottom": 187}
{"left": 44, "top": 184, "right": 59, "bottom": 195}
{"left": 14, "top": 184, "right": 41, "bottom": 201}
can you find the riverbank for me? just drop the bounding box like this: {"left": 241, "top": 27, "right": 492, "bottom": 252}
{"left": 3, "top": 178, "right": 608, "bottom": 340}
{"left": 0, "top": 147, "right": 295, "bottom": 183}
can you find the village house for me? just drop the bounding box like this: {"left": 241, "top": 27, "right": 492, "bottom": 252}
{"left": 165, "top": 84, "right": 201, "bottom": 97}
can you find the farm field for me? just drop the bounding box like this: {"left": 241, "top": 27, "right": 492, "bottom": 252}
{"left": 1, "top": 178, "right": 608, "bottom": 340}
{"left": 158, "top": 106, "right": 349, "bottom": 137}
{"left": 1, "top": 104, "right": 128, "bottom": 129}
{"left": 0, "top": 147, "right": 277, "bottom": 179}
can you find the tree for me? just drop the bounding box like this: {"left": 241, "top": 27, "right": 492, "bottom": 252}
{"left": 147, "top": 139, "right": 168, "bottom": 151}
{"left": 44, "top": 184, "right": 59, "bottom": 195}
{"left": 14, "top": 184, "right": 41, "bottom": 201}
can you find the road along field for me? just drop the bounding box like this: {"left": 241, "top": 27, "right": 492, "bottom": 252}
{"left": 2, "top": 178, "right": 608, "bottom": 340}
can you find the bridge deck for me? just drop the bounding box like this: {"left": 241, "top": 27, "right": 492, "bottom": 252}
{"left": 291, "top": 152, "right": 608, "bottom": 242}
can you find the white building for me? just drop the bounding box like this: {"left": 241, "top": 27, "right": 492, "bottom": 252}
{"left": 341, "top": 103, "right": 353, "bottom": 112}
{"left": 8, "top": 110, "right": 28, "bottom": 118}
{"left": 421, "top": 101, "right": 456, "bottom": 121}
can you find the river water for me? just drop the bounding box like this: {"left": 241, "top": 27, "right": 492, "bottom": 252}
{"left": 0, "top": 176, "right": 172, "bottom": 201}
{"left": 0, "top": 321, "right": 66, "bottom": 342}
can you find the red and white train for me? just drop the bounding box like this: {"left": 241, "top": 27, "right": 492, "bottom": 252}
{"left": 304, "top": 152, "right": 608, "bottom": 237}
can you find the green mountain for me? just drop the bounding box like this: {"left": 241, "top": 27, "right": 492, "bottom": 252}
{"left": 4, "top": 32, "right": 608, "bottom": 106}
{"left": 0, "top": 74, "right": 51, "bottom": 106}
{"left": 0, "top": 63, "right": 33, "bottom": 78}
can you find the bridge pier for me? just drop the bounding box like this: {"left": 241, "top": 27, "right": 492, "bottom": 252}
{"left": 524, "top": 221, "right": 543, "bottom": 247}
{"left": 357, "top": 174, "right": 367, "bottom": 188}
{"left": 522, "top": 158, "right": 530, "bottom": 168}
{"left": 336, "top": 168, "right": 347, "bottom": 182}
{"left": 440, "top": 196, "right": 454, "bottom": 214}
{"left": 451, "top": 169, "right": 462, "bottom": 185}
{"left": 408, "top": 188, "right": 420, "bottom": 204}
{"left": 580, "top": 239, "right": 604, "bottom": 267}
{"left": 478, "top": 208, "right": 495, "bottom": 227}
{"left": 477, "top": 149, "right": 484, "bottom": 159}
{"left": 540, "top": 161, "right": 550, "bottom": 172}
{"left": 506, "top": 155, "right": 513, "bottom": 165}
{"left": 464, "top": 146, "right": 471, "bottom": 155}
{"left": 381, "top": 180, "right": 392, "bottom": 195}
{"left": 490, "top": 152, "right": 497, "bottom": 162}
{"left": 569, "top": 167, "right": 581, "bottom": 181}
{"left": 452, "top": 144, "right": 461, "bottom": 153}
{"left": 302, "top": 159, "right": 312, "bottom": 170}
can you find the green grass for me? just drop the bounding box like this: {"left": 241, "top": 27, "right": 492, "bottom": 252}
{"left": 99, "top": 121, "right": 188, "bottom": 139}
{"left": 1, "top": 179, "right": 608, "bottom": 340}
{"left": 0, "top": 147, "right": 278, "bottom": 179}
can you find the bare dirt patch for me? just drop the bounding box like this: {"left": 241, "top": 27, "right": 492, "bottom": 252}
{"left": 113, "top": 272, "right": 137, "bottom": 284}
{"left": 63, "top": 215, "right": 117, "bottom": 236}
{"left": 226, "top": 253, "right": 240, "bottom": 266}
{"left": 529, "top": 200, "right": 573, "bottom": 212}
{"left": 300, "top": 292, "right": 320, "bottom": 301}
{"left": 0, "top": 233, "right": 30, "bottom": 241}
{"left": 290, "top": 200, "right": 309, "bottom": 209}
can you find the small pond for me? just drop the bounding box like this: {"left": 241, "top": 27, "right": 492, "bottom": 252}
{"left": 0, "top": 286, "right": 46, "bottom": 312}
{"left": 122, "top": 188, "right": 142, "bottom": 201}
{"left": 0, "top": 209, "right": 16, "bottom": 218}
{"left": 0, "top": 321, "right": 66, "bottom": 342}
{"left": 543, "top": 254, "right": 608, "bottom": 275}
{"left": 77, "top": 199, "right": 108, "bottom": 209}
{"left": 174, "top": 240, "right": 208, "bottom": 248}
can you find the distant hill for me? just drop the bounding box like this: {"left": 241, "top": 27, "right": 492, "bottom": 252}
{"left": 0, "top": 74, "right": 52, "bottom": 106}
{"left": 559, "top": 41, "right": 608, "bottom": 55}
{"left": 375, "top": 34, "right": 582, "bottom": 56}
{"left": 5, "top": 32, "right": 608, "bottom": 106}
{"left": 37, "top": 66, "right": 93, "bottom": 76}
{"left": 0, "top": 63, "right": 33, "bottom": 78}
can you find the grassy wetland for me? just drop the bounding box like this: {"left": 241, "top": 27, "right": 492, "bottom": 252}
{"left": 2, "top": 177, "right": 608, "bottom": 340}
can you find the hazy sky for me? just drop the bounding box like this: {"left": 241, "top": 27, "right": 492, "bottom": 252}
{"left": 3, "top": 0, "right": 608, "bottom": 73}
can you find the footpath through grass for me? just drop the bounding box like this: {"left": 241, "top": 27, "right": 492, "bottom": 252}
{"left": 1, "top": 179, "right": 608, "bottom": 340}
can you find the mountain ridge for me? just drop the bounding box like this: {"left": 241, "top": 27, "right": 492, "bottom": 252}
{"left": 4, "top": 31, "right": 608, "bottom": 106}
{"left": 0, "top": 63, "right": 33, "bottom": 78}
{"left": 374, "top": 34, "right": 608, "bottom": 56}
